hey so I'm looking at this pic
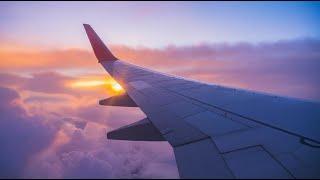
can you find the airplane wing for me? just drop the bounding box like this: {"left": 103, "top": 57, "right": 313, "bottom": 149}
{"left": 83, "top": 24, "right": 320, "bottom": 179}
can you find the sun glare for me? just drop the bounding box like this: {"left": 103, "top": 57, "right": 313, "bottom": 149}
{"left": 70, "top": 78, "right": 124, "bottom": 94}
{"left": 111, "top": 83, "right": 123, "bottom": 92}
{"left": 70, "top": 80, "right": 106, "bottom": 88}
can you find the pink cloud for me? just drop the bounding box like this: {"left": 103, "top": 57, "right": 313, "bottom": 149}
{"left": 1, "top": 38, "right": 319, "bottom": 101}
{"left": 0, "top": 86, "right": 178, "bottom": 178}
{"left": 0, "top": 38, "right": 319, "bottom": 178}
{"left": 0, "top": 87, "right": 59, "bottom": 178}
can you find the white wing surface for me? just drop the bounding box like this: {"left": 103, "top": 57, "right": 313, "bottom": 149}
{"left": 83, "top": 24, "right": 320, "bottom": 179}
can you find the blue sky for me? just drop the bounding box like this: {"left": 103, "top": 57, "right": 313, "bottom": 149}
{"left": 1, "top": 1, "right": 319, "bottom": 48}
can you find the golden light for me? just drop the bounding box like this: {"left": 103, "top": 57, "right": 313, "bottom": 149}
{"left": 70, "top": 80, "right": 106, "bottom": 88}
{"left": 111, "top": 82, "right": 124, "bottom": 92}
{"left": 69, "top": 78, "right": 125, "bottom": 94}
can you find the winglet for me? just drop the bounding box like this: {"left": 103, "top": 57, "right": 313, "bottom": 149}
{"left": 83, "top": 24, "right": 118, "bottom": 62}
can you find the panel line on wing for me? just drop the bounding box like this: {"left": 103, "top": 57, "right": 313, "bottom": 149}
{"left": 165, "top": 87, "right": 320, "bottom": 145}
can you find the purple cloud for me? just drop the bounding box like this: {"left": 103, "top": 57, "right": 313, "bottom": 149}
{"left": 125, "top": 38, "right": 320, "bottom": 101}
{"left": 0, "top": 87, "right": 178, "bottom": 178}
{"left": 0, "top": 38, "right": 319, "bottom": 178}
{"left": 0, "top": 87, "right": 58, "bottom": 178}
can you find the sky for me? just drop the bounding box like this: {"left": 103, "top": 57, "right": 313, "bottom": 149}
{"left": 0, "top": 1, "right": 320, "bottom": 178}
{"left": 1, "top": 1, "right": 320, "bottom": 48}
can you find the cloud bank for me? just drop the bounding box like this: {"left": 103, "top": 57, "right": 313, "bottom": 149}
{"left": 0, "top": 38, "right": 319, "bottom": 178}
{"left": 1, "top": 38, "right": 319, "bottom": 100}
{"left": 0, "top": 87, "right": 58, "bottom": 178}
{"left": 0, "top": 86, "right": 178, "bottom": 178}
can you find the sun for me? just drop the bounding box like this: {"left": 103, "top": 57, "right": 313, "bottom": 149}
{"left": 111, "top": 82, "right": 124, "bottom": 93}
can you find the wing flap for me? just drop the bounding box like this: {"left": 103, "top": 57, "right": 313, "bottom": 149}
{"left": 107, "top": 118, "right": 165, "bottom": 141}
{"left": 99, "top": 93, "right": 138, "bottom": 107}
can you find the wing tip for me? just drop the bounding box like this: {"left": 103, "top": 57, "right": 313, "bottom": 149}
{"left": 83, "top": 23, "right": 91, "bottom": 30}
{"left": 83, "top": 23, "right": 118, "bottom": 62}
{"left": 83, "top": 23, "right": 91, "bottom": 29}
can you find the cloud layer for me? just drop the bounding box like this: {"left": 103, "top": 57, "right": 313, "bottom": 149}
{"left": 0, "top": 87, "right": 58, "bottom": 178}
{"left": 1, "top": 38, "right": 319, "bottom": 100}
{"left": 0, "top": 85, "right": 178, "bottom": 178}
{"left": 0, "top": 38, "right": 319, "bottom": 178}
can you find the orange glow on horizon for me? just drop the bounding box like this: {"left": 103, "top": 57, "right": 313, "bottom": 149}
{"left": 70, "top": 80, "right": 106, "bottom": 88}
{"left": 69, "top": 78, "right": 124, "bottom": 94}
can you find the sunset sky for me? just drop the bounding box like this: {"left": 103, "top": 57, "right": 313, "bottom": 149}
{"left": 0, "top": 1, "right": 320, "bottom": 178}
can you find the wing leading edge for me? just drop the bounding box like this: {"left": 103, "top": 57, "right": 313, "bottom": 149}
{"left": 83, "top": 24, "right": 320, "bottom": 179}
